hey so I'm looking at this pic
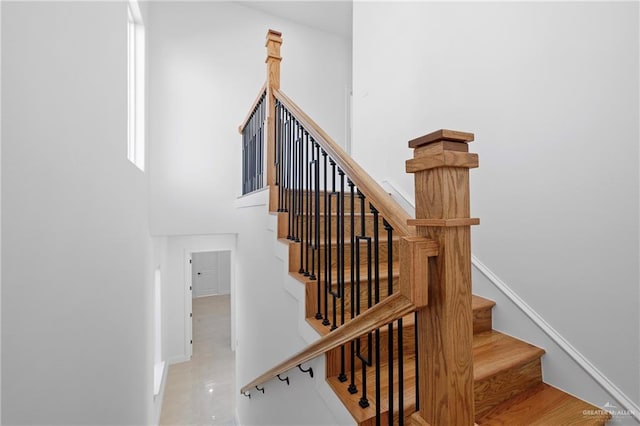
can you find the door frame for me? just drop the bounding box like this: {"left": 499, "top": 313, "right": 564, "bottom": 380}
{"left": 183, "top": 248, "right": 235, "bottom": 359}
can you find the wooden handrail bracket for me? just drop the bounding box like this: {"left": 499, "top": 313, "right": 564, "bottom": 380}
{"left": 400, "top": 237, "right": 438, "bottom": 308}
{"left": 240, "top": 293, "right": 416, "bottom": 394}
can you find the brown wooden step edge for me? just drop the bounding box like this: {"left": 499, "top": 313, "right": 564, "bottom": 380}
{"left": 327, "top": 354, "right": 417, "bottom": 426}
{"left": 328, "top": 330, "right": 543, "bottom": 426}
{"left": 476, "top": 383, "right": 611, "bottom": 425}
{"left": 472, "top": 295, "right": 495, "bottom": 334}
{"left": 473, "top": 330, "right": 546, "bottom": 419}
{"left": 321, "top": 297, "right": 499, "bottom": 425}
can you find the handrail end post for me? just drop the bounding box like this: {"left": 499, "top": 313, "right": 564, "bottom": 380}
{"left": 265, "top": 29, "right": 282, "bottom": 202}
{"left": 408, "top": 129, "right": 478, "bottom": 425}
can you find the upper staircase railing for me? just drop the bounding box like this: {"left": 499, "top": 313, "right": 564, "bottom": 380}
{"left": 239, "top": 83, "right": 267, "bottom": 194}
{"left": 238, "top": 30, "right": 480, "bottom": 426}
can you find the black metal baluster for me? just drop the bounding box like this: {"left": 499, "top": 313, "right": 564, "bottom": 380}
{"left": 281, "top": 109, "right": 287, "bottom": 212}
{"left": 357, "top": 191, "right": 372, "bottom": 409}
{"left": 304, "top": 132, "right": 311, "bottom": 277}
{"left": 348, "top": 180, "right": 357, "bottom": 394}
{"left": 337, "top": 169, "right": 346, "bottom": 382}
{"left": 383, "top": 219, "right": 394, "bottom": 426}
{"left": 292, "top": 120, "right": 300, "bottom": 241}
{"left": 293, "top": 120, "right": 302, "bottom": 243}
{"left": 250, "top": 111, "right": 254, "bottom": 192}
{"left": 241, "top": 123, "right": 246, "bottom": 194}
{"left": 375, "top": 323, "right": 381, "bottom": 425}
{"left": 285, "top": 111, "right": 293, "bottom": 238}
{"left": 309, "top": 137, "right": 320, "bottom": 282}
{"left": 257, "top": 95, "right": 263, "bottom": 188}
{"left": 414, "top": 310, "right": 419, "bottom": 412}
{"left": 278, "top": 110, "right": 283, "bottom": 207}
{"left": 398, "top": 317, "right": 404, "bottom": 426}
{"left": 246, "top": 113, "right": 250, "bottom": 193}
{"left": 262, "top": 93, "right": 267, "bottom": 188}
{"left": 276, "top": 102, "right": 286, "bottom": 212}
{"left": 328, "top": 159, "right": 338, "bottom": 331}
{"left": 322, "top": 150, "right": 330, "bottom": 327}
{"left": 372, "top": 206, "right": 380, "bottom": 305}
{"left": 313, "top": 142, "right": 322, "bottom": 318}
{"left": 388, "top": 320, "right": 394, "bottom": 426}
{"left": 299, "top": 129, "right": 306, "bottom": 273}
{"left": 371, "top": 205, "right": 380, "bottom": 425}
{"left": 249, "top": 106, "right": 254, "bottom": 192}
{"left": 288, "top": 116, "right": 296, "bottom": 240}
{"left": 296, "top": 125, "right": 306, "bottom": 246}
{"left": 245, "top": 110, "right": 249, "bottom": 193}
{"left": 274, "top": 101, "right": 280, "bottom": 207}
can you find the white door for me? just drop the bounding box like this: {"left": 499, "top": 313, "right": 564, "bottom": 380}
{"left": 192, "top": 251, "right": 220, "bottom": 297}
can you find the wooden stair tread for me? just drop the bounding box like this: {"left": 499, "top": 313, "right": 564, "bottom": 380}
{"left": 473, "top": 330, "right": 545, "bottom": 382}
{"left": 476, "top": 383, "right": 611, "bottom": 425}
{"left": 328, "top": 353, "right": 417, "bottom": 425}
{"left": 472, "top": 295, "right": 496, "bottom": 311}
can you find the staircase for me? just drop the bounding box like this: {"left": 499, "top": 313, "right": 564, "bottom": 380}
{"left": 239, "top": 29, "right": 612, "bottom": 426}
{"left": 286, "top": 196, "right": 609, "bottom": 425}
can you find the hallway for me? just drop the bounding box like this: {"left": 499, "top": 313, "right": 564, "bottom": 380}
{"left": 160, "top": 295, "right": 235, "bottom": 425}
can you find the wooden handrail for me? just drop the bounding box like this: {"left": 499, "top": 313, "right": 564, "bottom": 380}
{"left": 238, "top": 82, "right": 267, "bottom": 134}
{"left": 237, "top": 29, "right": 480, "bottom": 425}
{"left": 240, "top": 293, "right": 416, "bottom": 394}
{"left": 273, "top": 88, "right": 415, "bottom": 237}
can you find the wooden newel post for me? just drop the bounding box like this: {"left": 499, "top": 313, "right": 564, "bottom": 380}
{"left": 406, "top": 129, "right": 479, "bottom": 425}
{"left": 265, "top": 29, "right": 282, "bottom": 212}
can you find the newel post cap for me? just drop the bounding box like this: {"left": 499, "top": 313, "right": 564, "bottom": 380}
{"left": 408, "top": 129, "right": 474, "bottom": 149}
{"left": 265, "top": 29, "right": 283, "bottom": 60}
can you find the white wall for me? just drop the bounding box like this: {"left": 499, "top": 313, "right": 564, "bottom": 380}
{"left": 2, "top": 2, "right": 153, "bottom": 424}
{"left": 151, "top": 236, "right": 169, "bottom": 425}
{"left": 164, "top": 234, "right": 237, "bottom": 364}
{"left": 148, "top": 1, "right": 351, "bottom": 236}
{"left": 0, "top": 1, "right": 3, "bottom": 422}
{"left": 352, "top": 0, "right": 639, "bottom": 411}
{"left": 234, "top": 191, "right": 349, "bottom": 425}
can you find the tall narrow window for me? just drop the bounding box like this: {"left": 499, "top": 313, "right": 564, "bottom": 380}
{"left": 127, "top": 2, "right": 145, "bottom": 170}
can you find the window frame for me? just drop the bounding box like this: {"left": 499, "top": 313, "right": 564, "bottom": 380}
{"left": 127, "top": 1, "right": 145, "bottom": 171}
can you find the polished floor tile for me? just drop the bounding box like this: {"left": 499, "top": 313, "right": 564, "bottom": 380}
{"left": 160, "top": 295, "right": 236, "bottom": 426}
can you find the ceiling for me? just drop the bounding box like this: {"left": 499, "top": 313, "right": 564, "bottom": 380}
{"left": 239, "top": 1, "right": 353, "bottom": 38}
